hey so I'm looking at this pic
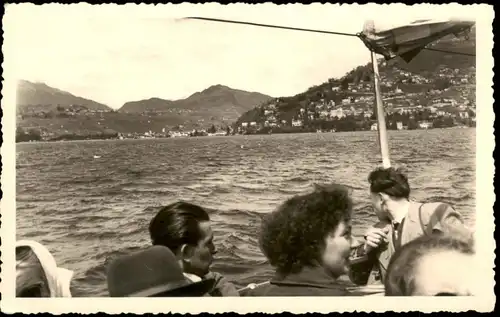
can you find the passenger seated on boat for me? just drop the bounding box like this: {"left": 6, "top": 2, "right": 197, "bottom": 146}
{"left": 149, "top": 201, "right": 239, "bottom": 296}
{"left": 106, "top": 245, "right": 216, "bottom": 297}
{"left": 384, "top": 233, "right": 477, "bottom": 296}
{"left": 16, "top": 240, "right": 74, "bottom": 297}
{"left": 349, "top": 167, "right": 473, "bottom": 286}
{"left": 246, "top": 184, "right": 354, "bottom": 296}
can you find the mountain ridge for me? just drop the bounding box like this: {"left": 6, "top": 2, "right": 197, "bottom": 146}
{"left": 118, "top": 84, "right": 272, "bottom": 113}
{"left": 17, "top": 80, "right": 111, "bottom": 112}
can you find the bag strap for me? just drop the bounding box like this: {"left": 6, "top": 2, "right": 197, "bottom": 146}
{"left": 428, "top": 203, "right": 450, "bottom": 234}
{"left": 418, "top": 203, "right": 450, "bottom": 236}
{"left": 418, "top": 203, "right": 427, "bottom": 236}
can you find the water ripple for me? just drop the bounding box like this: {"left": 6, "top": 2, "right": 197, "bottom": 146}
{"left": 16, "top": 128, "right": 476, "bottom": 296}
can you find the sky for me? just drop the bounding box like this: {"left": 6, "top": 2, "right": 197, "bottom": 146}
{"left": 4, "top": 3, "right": 476, "bottom": 109}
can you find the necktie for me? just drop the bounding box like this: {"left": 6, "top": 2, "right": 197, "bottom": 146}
{"left": 392, "top": 220, "right": 404, "bottom": 249}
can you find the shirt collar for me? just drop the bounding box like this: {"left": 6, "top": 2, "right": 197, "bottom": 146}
{"left": 392, "top": 201, "right": 411, "bottom": 226}
{"left": 183, "top": 272, "right": 202, "bottom": 283}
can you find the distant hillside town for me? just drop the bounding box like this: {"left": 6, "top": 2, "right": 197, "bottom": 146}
{"left": 16, "top": 84, "right": 269, "bottom": 142}
{"left": 235, "top": 64, "right": 476, "bottom": 135}
{"left": 234, "top": 29, "right": 476, "bottom": 135}
{"left": 16, "top": 29, "right": 476, "bottom": 142}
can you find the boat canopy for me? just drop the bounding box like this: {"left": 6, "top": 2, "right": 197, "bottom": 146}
{"left": 359, "top": 18, "right": 475, "bottom": 62}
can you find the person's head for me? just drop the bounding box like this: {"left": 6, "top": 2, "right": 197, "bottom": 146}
{"left": 385, "top": 234, "right": 476, "bottom": 296}
{"left": 149, "top": 201, "right": 216, "bottom": 277}
{"left": 107, "top": 245, "right": 216, "bottom": 297}
{"left": 259, "top": 183, "right": 353, "bottom": 278}
{"left": 16, "top": 246, "right": 50, "bottom": 297}
{"left": 16, "top": 240, "right": 74, "bottom": 298}
{"left": 368, "top": 167, "right": 411, "bottom": 218}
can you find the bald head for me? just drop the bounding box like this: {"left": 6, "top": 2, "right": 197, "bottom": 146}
{"left": 385, "top": 234, "right": 476, "bottom": 296}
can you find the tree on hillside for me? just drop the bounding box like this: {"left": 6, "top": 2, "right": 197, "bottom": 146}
{"left": 341, "top": 78, "right": 349, "bottom": 90}
{"left": 16, "top": 127, "right": 42, "bottom": 142}
{"left": 434, "top": 78, "right": 452, "bottom": 90}
{"left": 208, "top": 124, "right": 217, "bottom": 134}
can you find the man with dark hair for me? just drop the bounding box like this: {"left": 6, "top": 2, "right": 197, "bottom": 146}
{"left": 247, "top": 184, "right": 354, "bottom": 296}
{"left": 385, "top": 234, "right": 477, "bottom": 296}
{"left": 149, "top": 201, "right": 239, "bottom": 296}
{"left": 349, "top": 167, "right": 473, "bottom": 286}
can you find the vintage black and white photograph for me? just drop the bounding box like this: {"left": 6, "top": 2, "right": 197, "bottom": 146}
{"left": 1, "top": 3, "right": 495, "bottom": 314}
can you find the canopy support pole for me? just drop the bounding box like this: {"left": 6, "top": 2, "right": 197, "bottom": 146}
{"left": 370, "top": 51, "right": 391, "bottom": 168}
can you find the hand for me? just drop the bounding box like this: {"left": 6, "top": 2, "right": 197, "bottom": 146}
{"left": 363, "top": 226, "right": 390, "bottom": 252}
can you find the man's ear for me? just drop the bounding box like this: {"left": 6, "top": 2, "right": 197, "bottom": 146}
{"left": 379, "top": 193, "right": 389, "bottom": 202}
{"left": 180, "top": 244, "right": 194, "bottom": 262}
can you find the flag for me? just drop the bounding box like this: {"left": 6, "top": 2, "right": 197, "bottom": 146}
{"left": 359, "top": 18, "right": 475, "bottom": 62}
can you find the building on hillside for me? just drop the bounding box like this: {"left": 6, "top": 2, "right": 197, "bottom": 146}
{"left": 418, "top": 121, "right": 432, "bottom": 129}
{"left": 459, "top": 112, "right": 469, "bottom": 119}
{"left": 264, "top": 121, "right": 278, "bottom": 127}
{"left": 319, "top": 110, "right": 329, "bottom": 119}
{"left": 330, "top": 109, "right": 346, "bottom": 119}
{"left": 241, "top": 122, "right": 248, "bottom": 127}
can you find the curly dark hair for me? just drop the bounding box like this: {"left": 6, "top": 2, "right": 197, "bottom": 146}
{"left": 368, "top": 167, "right": 410, "bottom": 199}
{"left": 259, "top": 183, "right": 353, "bottom": 275}
{"left": 385, "top": 234, "right": 475, "bottom": 296}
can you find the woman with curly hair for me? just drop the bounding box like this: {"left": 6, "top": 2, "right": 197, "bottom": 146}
{"left": 247, "top": 183, "right": 354, "bottom": 296}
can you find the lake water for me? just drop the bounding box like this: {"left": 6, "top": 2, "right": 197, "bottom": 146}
{"left": 16, "top": 128, "right": 476, "bottom": 296}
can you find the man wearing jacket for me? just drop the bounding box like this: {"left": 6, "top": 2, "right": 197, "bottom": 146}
{"left": 349, "top": 167, "right": 473, "bottom": 286}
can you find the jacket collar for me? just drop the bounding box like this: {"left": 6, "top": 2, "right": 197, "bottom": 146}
{"left": 271, "top": 266, "right": 348, "bottom": 290}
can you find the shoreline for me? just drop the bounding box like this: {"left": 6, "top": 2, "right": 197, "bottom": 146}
{"left": 16, "top": 126, "right": 475, "bottom": 144}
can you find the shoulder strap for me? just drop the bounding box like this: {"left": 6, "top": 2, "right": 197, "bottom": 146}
{"left": 428, "top": 203, "right": 451, "bottom": 234}
{"left": 418, "top": 203, "right": 427, "bottom": 236}
{"left": 418, "top": 203, "right": 450, "bottom": 236}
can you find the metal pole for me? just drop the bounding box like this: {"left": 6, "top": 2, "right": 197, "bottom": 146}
{"left": 371, "top": 51, "right": 391, "bottom": 168}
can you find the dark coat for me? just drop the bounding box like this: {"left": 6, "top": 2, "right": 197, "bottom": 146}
{"left": 245, "top": 266, "right": 352, "bottom": 297}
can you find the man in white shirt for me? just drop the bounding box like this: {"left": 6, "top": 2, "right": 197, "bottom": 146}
{"left": 149, "top": 201, "right": 239, "bottom": 296}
